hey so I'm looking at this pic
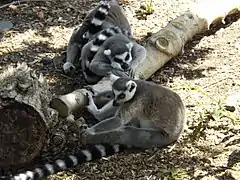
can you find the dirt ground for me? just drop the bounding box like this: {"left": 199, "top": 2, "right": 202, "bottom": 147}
{"left": 0, "top": 0, "right": 240, "bottom": 179}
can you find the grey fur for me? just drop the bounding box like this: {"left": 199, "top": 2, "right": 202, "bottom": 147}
{"left": 63, "top": 0, "right": 132, "bottom": 73}
{"left": 83, "top": 75, "right": 186, "bottom": 149}
{"left": 81, "top": 34, "right": 146, "bottom": 84}
{"left": 81, "top": 26, "right": 125, "bottom": 84}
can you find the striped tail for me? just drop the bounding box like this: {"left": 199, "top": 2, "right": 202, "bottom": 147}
{"left": 82, "top": 0, "right": 111, "bottom": 44}
{"left": 11, "top": 144, "right": 127, "bottom": 180}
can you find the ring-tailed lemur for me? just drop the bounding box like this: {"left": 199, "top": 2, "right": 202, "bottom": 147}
{"left": 63, "top": 0, "right": 132, "bottom": 73}
{"left": 81, "top": 26, "right": 144, "bottom": 84}
{"left": 82, "top": 74, "right": 186, "bottom": 149}
{"left": 81, "top": 33, "right": 146, "bottom": 84}
{"left": 81, "top": 26, "right": 125, "bottom": 84}
{"left": 63, "top": 0, "right": 111, "bottom": 73}
{"left": 4, "top": 74, "right": 186, "bottom": 180}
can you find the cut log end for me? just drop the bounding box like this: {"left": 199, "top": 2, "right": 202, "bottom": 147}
{"left": 0, "top": 101, "right": 47, "bottom": 168}
{"left": 50, "top": 97, "right": 70, "bottom": 117}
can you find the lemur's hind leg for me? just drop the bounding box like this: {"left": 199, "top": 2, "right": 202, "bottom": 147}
{"left": 84, "top": 125, "right": 173, "bottom": 149}
{"left": 85, "top": 116, "right": 122, "bottom": 134}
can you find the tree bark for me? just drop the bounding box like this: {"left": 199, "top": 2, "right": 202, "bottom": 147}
{"left": 0, "top": 63, "right": 58, "bottom": 168}
{"left": 50, "top": 0, "right": 240, "bottom": 117}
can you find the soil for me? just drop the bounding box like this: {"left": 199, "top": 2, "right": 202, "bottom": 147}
{"left": 0, "top": 0, "right": 240, "bottom": 179}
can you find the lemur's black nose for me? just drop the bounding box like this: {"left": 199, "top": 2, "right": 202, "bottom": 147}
{"left": 121, "top": 63, "right": 130, "bottom": 70}
{"left": 70, "top": 66, "right": 74, "bottom": 71}
{"left": 113, "top": 100, "right": 119, "bottom": 107}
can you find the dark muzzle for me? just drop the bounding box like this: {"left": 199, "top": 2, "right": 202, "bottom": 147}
{"left": 112, "top": 100, "right": 119, "bottom": 107}
{"left": 121, "top": 63, "right": 130, "bottom": 70}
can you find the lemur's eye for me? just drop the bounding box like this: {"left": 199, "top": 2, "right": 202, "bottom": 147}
{"left": 114, "top": 57, "right": 122, "bottom": 63}
{"left": 118, "top": 93, "right": 126, "bottom": 99}
{"left": 125, "top": 54, "right": 130, "bottom": 61}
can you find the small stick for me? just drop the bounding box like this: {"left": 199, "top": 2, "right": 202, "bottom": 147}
{"left": 0, "top": 0, "right": 48, "bottom": 9}
{"left": 202, "top": 77, "right": 233, "bottom": 89}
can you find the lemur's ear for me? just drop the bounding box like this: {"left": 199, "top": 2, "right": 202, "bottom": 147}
{"left": 104, "top": 49, "right": 111, "bottom": 56}
{"left": 126, "top": 42, "right": 133, "bottom": 50}
{"left": 126, "top": 80, "right": 136, "bottom": 93}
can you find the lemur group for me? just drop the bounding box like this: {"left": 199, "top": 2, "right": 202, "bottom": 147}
{"left": 8, "top": 1, "right": 186, "bottom": 179}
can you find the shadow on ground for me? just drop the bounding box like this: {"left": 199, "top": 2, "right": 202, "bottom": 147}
{"left": 151, "top": 11, "right": 240, "bottom": 84}
{"left": 0, "top": 0, "right": 95, "bottom": 33}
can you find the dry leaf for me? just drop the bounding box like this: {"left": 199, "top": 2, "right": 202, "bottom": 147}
{"left": 34, "top": 6, "right": 45, "bottom": 20}
{"left": 37, "top": 10, "right": 44, "bottom": 20}
{"left": 8, "top": 4, "right": 18, "bottom": 11}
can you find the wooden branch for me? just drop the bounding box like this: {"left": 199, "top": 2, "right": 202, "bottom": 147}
{"left": 50, "top": 89, "right": 88, "bottom": 118}
{"left": 50, "top": 80, "right": 113, "bottom": 117}
{"left": 134, "top": 0, "right": 240, "bottom": 80}
{"left": 0, "top": 63, "right": 58, "bottom": 168}
{"left": 51, "top": 0, "right": 240, "bottom": 117}
{"left": 0, "top": 0, "right": 47, "bottom": 9}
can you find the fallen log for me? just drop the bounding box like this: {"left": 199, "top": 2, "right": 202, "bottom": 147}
{"left": 51, "top": 0, "right": 240, "bottom": 117}
{"left": 0, "top": 63, "right": 58, "bottom": 169}
{"left": 134, "top": 0, "right": 240, "bottom": 80}
{"left": 50, "top": 83, "right": 114, "bottom": 117}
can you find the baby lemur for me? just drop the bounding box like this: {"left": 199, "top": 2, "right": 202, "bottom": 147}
{"left": 81, "top": 32, "right": 146, "bottom": 84}
{"left": 80, "top": 26, "right": 131, "bottom": 84}
{"left": 83, "top": 74, "right": 186, "bottom": 149}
